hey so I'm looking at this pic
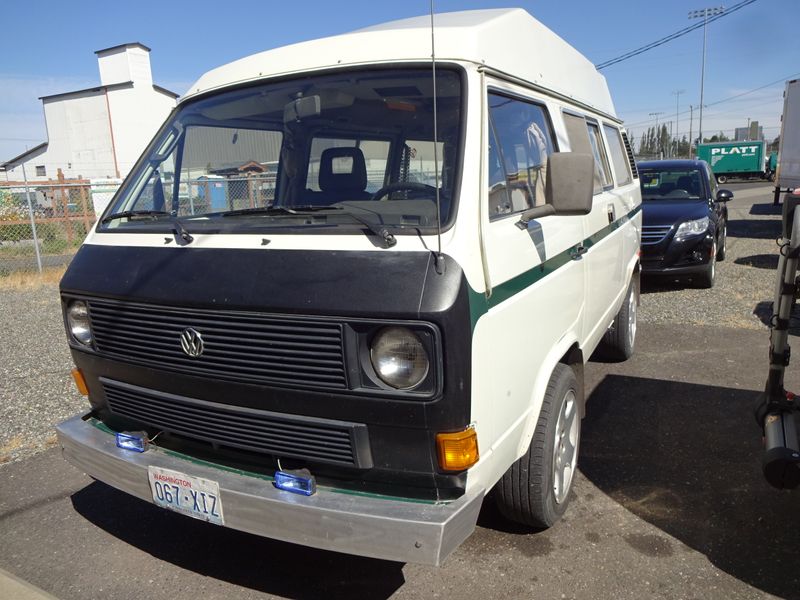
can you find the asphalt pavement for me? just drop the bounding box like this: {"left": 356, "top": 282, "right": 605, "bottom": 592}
{"left": 1, "top": 181, "right": 799, "bottom": 599}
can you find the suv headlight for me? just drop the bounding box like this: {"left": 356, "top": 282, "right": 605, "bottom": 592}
{"left": 674, "top": 216, "right": 710, "bottom": 242}
{"left": 369, "top": 327, "right": 430, "bottom": 389}
{"left": 66, "top": 300, "right": 92, "bottom": 346}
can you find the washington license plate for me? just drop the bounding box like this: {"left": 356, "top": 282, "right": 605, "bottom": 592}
{"left": 147, "top": 466, "right": 224, "bottom": 526}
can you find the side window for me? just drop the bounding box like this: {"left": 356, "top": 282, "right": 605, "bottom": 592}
{"left": 487, "top": 92, "right": 555, "bottom": 220}
{"left": 603, "top": 124, "right": 633, "bottom": 186}
{"left": 563, "top": 112, "right": 593, "bottom": 155}
{"left": 586, "top": 122, "right": 613, "bottom": 193}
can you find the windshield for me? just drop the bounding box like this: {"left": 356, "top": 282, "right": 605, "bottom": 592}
{"left": 100, "top": 68, "right": 463, "bottom": 235}
{"left": 638, "top": 168, "right": 705, "bottom": 201}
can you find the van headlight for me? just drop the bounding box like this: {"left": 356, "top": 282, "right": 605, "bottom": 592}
{"left": 67, "top": 300, "right": 93, "bottom": 346}
{"left": 674, "top": 216, "right": 710, "bottom": 242}
{"left": 370, "top": 327, "right": 430, "bottom": 389}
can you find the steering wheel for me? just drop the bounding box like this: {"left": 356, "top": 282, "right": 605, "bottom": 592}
{"left": 371, "top": 181, "right": 437, "bottom": 201}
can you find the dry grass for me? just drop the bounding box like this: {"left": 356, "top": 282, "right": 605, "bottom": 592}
{"left": 0, "top": 266, "right": 66, "bottom": 290}
{"left": 0, "top": 434, "right": 25, "bottom": 463}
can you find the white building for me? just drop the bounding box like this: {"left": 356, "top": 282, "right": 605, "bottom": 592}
{"left": 1, "top": 43, "right": 177, "bottom": 182}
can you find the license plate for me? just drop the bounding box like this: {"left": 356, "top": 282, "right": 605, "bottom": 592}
{"left": 147, "top": 466, "right": 224, "bottom": 526}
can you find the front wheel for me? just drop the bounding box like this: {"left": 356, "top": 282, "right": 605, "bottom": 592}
{"left": 696, "top": 241, "right": 717, "bottom": 288}
{"left": 495, "top": 364, "right": 581, "bottom": 528}
{"left": 716, "top": 222, "right": 727, "bottom": 261}
{"left": 717, "top": 175, "right": 727, "bottom": 184}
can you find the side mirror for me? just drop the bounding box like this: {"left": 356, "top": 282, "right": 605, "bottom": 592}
{"left": 517, "top": 152, "right": 594, "bottom": 226}
{"left": 717, "top": 189, "right": 733, "bottom": 202}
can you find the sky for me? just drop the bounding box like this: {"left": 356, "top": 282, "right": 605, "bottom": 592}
{"left": 1, "top": 0, "right": 797, "bottom": 162}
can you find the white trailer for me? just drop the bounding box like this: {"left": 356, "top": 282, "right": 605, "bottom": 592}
{"left": 775, "top": 79, "right": 800, "bottom": 204}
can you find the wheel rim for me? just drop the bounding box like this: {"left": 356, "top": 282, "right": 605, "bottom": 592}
{"left": 552, "top": 389, "right": 579, "bottom": 504}
{"left": 710, "top": 243, "right": 716, "bottom": 280}
{"left": 627, "top": 286, "right": 637, "bottom": 351}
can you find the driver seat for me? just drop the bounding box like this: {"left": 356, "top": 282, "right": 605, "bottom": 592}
{"left": 318, "top": 147, "right": 371, "bottom": 203}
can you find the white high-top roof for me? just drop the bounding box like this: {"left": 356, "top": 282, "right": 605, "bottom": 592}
{"left": 183, "top": 9, "right": 615, "bottom": 117}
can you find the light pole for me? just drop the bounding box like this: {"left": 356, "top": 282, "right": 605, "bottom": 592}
{"left": 649, "top": 112, "right": 664, "bottom": 159}
{"left": 673, "top": 89, "right": 685, "bottom": 156}
{"left": 689, "top": 6, "right": 724, "bottom": 147}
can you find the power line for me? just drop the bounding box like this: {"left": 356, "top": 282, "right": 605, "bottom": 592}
{"left": 622, "top": 72, "right": 798, "bottom": 128}
{"left": 596, "top": 0, "right": 758, "bottom": 70}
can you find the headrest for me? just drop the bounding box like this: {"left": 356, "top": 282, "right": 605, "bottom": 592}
{"left": 318, "top": 147, "right": 367, "bottom": 192}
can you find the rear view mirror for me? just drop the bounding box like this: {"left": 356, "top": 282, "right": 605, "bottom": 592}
{"left": 517, "top": 152, "right": 594, "bottom": 226}
{"left": 283, "top": 95, "right": 321, "bottom": 123}
{"left": 717, "top": 189, "right": 733, "bottom": 202}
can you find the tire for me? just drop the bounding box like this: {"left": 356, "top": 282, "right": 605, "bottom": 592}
{"left": 717, "top": 175, "right": 727, "bottom": 184}
{"left": 598, "top": 277, "right": 638, "bottom": 361}
{"left": 495, "top": 364, "right": 580, "bottom": 528}
{"left": 716, "top": 221, "right": 727, "bottom": 261}
{"left": 696, "top": 241, "right": 717, "bottom": 288}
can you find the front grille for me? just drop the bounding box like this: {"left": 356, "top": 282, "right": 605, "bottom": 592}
{"left": 102, "top": 379, "right": 371, "bottom": 467}
{"left": 87, "top": 298, "right": 347, "bottom": 390}
{"left": 641, "top": 225, "right": 673, "bottom": 245}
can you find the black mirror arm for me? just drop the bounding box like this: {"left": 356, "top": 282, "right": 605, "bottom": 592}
{"left": 516, "top": 205, "right": 556, "bottom": 229}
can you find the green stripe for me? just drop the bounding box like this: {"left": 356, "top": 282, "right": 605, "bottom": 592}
{"left": 88, "top": 417, "right": 441, "bottom": 505}
{"left": 469, "top": 204, "right": 641, "bottom": 329}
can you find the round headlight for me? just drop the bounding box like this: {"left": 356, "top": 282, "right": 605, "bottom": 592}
{"left": 67, "top": 300, "right": 92, "bottom": 346}
{"left": 369, "top": 327, "right": 429, "bottom": 389}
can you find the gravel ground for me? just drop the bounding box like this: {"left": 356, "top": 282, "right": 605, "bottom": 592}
{"left": 0, "top": 287, "right": 83, "bottom": 464}
{"left": 0, "top": 181, "right": 782, "bottom": 465}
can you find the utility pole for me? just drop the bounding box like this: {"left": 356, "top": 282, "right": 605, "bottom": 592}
{"left": 689, "top": 6, "right": 724, "bottom": 148}
{"left": 673, "top": 89, "right": 685, "bottom": 157}
{"left": 689, "top": 105, "right": 694, "bottom": 156}
{"left": 649, "top": 112, "right": 664, "bottom": 159}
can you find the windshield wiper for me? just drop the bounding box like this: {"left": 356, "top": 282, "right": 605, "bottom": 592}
{"left": 219, "top": 205, "right": 342, "bottom": 217}
{"left": 219, "top": 205, "right": 395, "bottom": 248}
{"left": 101, "top": 209, "right": 194, "bottom": 245}
{"left": 101, "top": 209, "right": 171, "bottom": 224}
{"left": 338, "top": 210, "right": 396, "bottom": 248}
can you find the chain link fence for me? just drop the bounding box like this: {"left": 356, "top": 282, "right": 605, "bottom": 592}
{"left": 0, "top": 179, "right": 119, "bottom": 276}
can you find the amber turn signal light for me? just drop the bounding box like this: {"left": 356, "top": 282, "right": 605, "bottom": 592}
{"left": 71, "top": 368, "right": 89, "bottom": 396}
{"left": 436, "top": 427, "right": 479, "bottom": 471}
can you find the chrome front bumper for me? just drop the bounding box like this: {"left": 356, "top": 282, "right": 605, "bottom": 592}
{"left": 56, "top": 414, "right": 484, "bottom": 565}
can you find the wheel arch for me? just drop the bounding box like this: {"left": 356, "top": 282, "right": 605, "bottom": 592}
{"left": 514, "top": 337, "right": 585, "bottom": 458}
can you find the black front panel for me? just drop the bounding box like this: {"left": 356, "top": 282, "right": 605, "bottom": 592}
{"left": 62, "top": 243, "right": 474, "bottom": 500}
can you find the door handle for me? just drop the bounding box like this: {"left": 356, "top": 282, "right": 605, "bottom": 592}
{"left": 571, "top": 244, "right": 588, "bottom": 260}
{"left": 607, "top": 204, "right": 616, "bottom": 224}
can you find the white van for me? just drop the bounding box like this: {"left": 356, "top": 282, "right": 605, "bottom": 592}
{"left": 56, "top": 9, "right": 641, "bottom": 565}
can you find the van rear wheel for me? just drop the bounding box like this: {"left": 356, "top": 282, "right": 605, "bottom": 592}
{"left": 597, "top": 277, "right": 637, "bottom": 361}
{"left": 495, "top": 364, "right": 580, "bottom": 528}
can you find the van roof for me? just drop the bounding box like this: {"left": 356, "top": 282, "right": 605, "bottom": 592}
{"left": 182, "top": 9, "right": 616, "bottom": 117}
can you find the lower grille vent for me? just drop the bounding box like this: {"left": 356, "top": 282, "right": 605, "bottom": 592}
{"left": 102, "top": 379, "right": 372, "bottom": 468}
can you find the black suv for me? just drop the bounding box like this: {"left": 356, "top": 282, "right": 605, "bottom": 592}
{"left": 637, "top": 159, "right": 732, "bottom": 288}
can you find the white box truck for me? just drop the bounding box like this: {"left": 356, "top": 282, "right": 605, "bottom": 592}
{"left": 775, "top": 79, "right": 800, "bottom": 204}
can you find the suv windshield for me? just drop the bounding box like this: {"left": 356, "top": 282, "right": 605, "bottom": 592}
{"left": 638, "top": 168, "right": 705, "bottom": 201}
{"left": 101, "top": 68, "right": 463, "bottom": 235}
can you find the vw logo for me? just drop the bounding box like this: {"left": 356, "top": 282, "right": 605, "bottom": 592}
{"left": 180, "top": 328, "right": 204, "bottom": 357}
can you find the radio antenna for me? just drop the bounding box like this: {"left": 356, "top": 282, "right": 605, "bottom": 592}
{"left": 429, "top": 0, "right": 444, "bottom": 273}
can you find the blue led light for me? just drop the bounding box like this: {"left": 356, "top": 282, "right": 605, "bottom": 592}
{"left": 115, "top": 432, "right": 147, "bottom": 453}
{"left": 274, "top": 470, "right": 317, "bottom": 496}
